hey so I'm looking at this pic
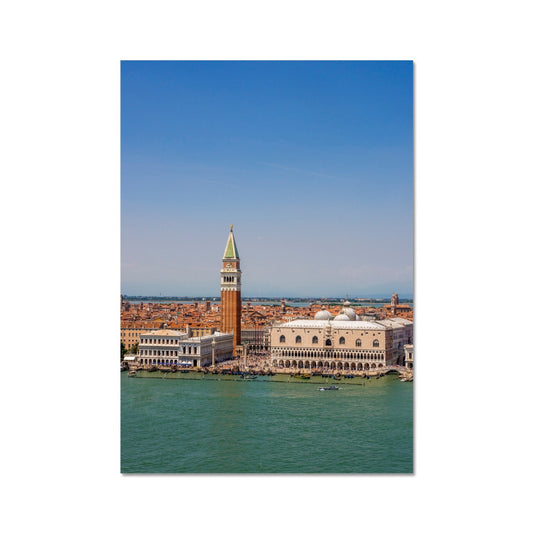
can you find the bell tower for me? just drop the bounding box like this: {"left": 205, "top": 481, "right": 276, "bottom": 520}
{"left": 220, "top": 225, "right": 241, "bottom": 351}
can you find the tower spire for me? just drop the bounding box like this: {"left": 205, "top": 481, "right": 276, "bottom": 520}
{"left": 223, "top": 225, "right": 239, "bottom": 259}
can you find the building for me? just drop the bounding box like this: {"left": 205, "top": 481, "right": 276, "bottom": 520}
{"left": 136, "top": 329, "right": 233, "bottom": 368}
{"left": 404, "top": 344, "right": 413, "bottom": 369}
{"left": 120, "top": 327, "right": 152, "bottom": 350}
{"left": 382, "top": 292, "right": 412, "bottom": 317}
{"left": 374, "top": 317, "right": 413, "bottom": 362}
{"left": 269, "top": 301, "right": 413, "bottom": 371}
{"left": 241, "top": 328, "right": 268, "bottom": 351}
{"left": 220, "top": 225, "right": 242, "bottom": 351}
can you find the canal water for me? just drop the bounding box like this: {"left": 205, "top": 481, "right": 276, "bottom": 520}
{"left": 121, "top": 372, "right": 413, "bottom": 473}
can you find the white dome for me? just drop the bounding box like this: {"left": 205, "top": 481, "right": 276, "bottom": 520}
{"left": 314, "top": 309, "right": 333, "bottom": 320}
{"left": 333, "top": 313, "right": 350, "bottom": 321}
{"left": 342, "top": 308, "right": 357, "bottom": 320}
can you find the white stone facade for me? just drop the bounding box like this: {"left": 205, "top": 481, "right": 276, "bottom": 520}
{"left": 137, "top": 329, "right": 234, "bottom": 368}
{"left": 404, "top": 344, "right": 413, "bottom": 369}
{"left": 269, "top": 317, "right": 413, "bottom": 371}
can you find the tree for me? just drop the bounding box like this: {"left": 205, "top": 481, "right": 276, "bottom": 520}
{"left": 121, "top": 342, "right": 127, "bottom": 360}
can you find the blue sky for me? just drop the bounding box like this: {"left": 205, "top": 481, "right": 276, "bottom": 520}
{"left": 121, "top": 61, "right": 413, "bottom": 298}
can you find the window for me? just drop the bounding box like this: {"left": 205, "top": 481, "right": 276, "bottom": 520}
{"left": 280, "top": 335, "right": 286, "bottom": 343}
{"left": 356, "top": 339, "right": 362, "bottom": 347}
{"left": 325, "top": 339, "right": 332, "bottom": 346}
{"left": 373, "top": 340, "right": 379, "bottom": 347}
{"left": 339, "top": 337, "right": 345, "bottom": 345}
{"left": 312, "top": 336, "right": 318, "bottom": 344}
{"left": 295, "top": 335, "right": 302, "bottom": 344}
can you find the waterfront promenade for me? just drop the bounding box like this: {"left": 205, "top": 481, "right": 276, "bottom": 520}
{"left": 124, "top": 353, "right": 413, "bottom": 380}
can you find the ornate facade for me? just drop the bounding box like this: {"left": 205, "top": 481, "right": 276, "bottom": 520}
{"left": 269, "top": 303, "right": 412, "bottom": 371}
{"left": 137, "top": 329, "right": 233, "bottom": 368}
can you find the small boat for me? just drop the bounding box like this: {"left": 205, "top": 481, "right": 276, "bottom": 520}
{"left": 241, "top": 374, "right": 258, "bottom": 380}
{"left": 180, "top": 369, "right": 190, "bottom": 374}
{"left": 318, "top": 385, "right": 339, "bottom": 391}
{"left": 128, "top": 370, "right": 137, "bottom": 377}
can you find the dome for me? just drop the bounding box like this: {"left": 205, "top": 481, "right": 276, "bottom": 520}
{"left": 342, "top": 307, "right": 357, "bottom": 320}
{"left": 333, "top": 313, "right": 350, "bottom": 321}
{"left": 343, "top": 300, "right": 351, "bottom": 307}
{"left": 314, "top": 307, "right": 333, "bottom": 320}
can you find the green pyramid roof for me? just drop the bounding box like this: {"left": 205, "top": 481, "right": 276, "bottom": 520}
{"left": 223, "top": 226, "right": 239, "bottom": 259}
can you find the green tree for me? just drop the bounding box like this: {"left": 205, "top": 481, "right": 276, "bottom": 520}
{"left": 121, "top": 342, "right": 126, "bottom": 360}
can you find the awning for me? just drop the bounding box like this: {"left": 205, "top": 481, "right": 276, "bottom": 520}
{"left": 124, "top": 356, "right": 137, "bottom": 361}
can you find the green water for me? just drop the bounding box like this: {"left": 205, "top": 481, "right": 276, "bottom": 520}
{"left": 121, "top": 372, "right": 413, "bottom": 473}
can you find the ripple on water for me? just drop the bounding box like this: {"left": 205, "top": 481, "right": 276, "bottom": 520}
{"left": 121, "top": 374, "right": 412, "bottom": 473}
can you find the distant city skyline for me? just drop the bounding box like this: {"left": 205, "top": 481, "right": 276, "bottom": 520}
{"left": 121, "top": 61, "right": 413, "bottom": 298}
{"left": 121, "top": 295, "right": 413, "bottom": 301}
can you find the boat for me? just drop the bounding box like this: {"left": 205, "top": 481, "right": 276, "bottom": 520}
{"left": 241, "top": 374, "right": 258, "bottom": 380}
{"left": 128, "top": 370, "right": 137, "bottom": 377}
{"left": 318, "top": 385, "right": 339, "bottom": 391}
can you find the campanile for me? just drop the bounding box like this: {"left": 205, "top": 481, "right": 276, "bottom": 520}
{"left": 220, "top": 225, "right": 241, "bottom": 351}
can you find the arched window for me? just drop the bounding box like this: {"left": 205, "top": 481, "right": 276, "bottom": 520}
{"left": 356, "top": 339, "right": 361, "bottom": 347}
{"left": 325, "top": 339, "right": 332, "bottom": 346}
{"left": 339, "top": 337, "right": 345, "bottom": 345}
{"left": 295, "top": 335, "right": 302, "bottom": 344}
{"left": 280, "top": 335, "right": 286, "bottom": 343}
{"left": 312, "top": 336, "right": 318, "bottom": 344}
{"left": 373, "top": 340, "right": 379, "bottom": 347}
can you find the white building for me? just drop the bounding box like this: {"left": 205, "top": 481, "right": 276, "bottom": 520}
{"left": 375, "top": 317, "right": 413, "bottom": 361}
{"left": 137, "top": 329, "right": 234, "bottom": 368}
{"left": 269, "top": 303, "right": 413, "bottom": 371}
{"left": 404, "top": 344, "right": 413, "bottom": 369}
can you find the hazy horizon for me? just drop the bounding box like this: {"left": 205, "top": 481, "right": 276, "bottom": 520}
{"left": 121, "top": 293, "right": 413, "bottom": 300}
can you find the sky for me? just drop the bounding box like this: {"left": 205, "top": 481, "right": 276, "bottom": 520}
{"left": 121, "top": 61, "right": 413, "bottom": 298}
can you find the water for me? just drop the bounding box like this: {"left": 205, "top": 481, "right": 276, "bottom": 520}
{"left": 121, "top": 372, "right": 413, "bottom": 473}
